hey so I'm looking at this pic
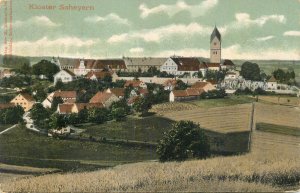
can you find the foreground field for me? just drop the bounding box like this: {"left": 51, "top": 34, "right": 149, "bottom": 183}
{"left": 0, "top": 126, "right": 157, "bottom": 170}
{"left": 2, "top": 151, "right": 299, "bottom": 192}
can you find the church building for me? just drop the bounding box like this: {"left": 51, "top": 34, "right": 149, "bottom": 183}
{"left": 210, "top": 26, "right": 221, "bottom": 64}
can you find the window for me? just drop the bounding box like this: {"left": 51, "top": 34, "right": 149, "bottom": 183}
{"left": 214, "top": 42, "right": 217, "bottom": 45}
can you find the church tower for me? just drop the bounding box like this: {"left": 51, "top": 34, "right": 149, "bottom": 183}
{"left": 210, "top": 26, "right": 221, "bottom": 63}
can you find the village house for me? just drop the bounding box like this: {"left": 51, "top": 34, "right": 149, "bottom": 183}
{"left": 89, "top": 91, "right": 119, "bottom": 108}
{"left": 56, "top": 103, "right": 104, "bottom": 114}
{"left": 42, "top": 90, "right": 77, "bottom": 108}
{"left": 10, "top": 93, "right": 36, "bottom": 111}
{"left": 123, "top": 57, "right": 166, "bottom": 72}
{"left": 105, "top": 88, "right": 125, "bottom": 99}
{"left": 74, "top": 59, "right": 126, "bottom": 76}
{"left": 169, "top": 88, "right": 204, "bottom": 102}
{"left": 124, "top": 80, "right": 147, "bottom": 89}
{"left": 163, "top": 79, "right": 177, "bottom": 91}
{"left": 225, "top": 71, "right": 240, "bottom": 80}
{"left": 53, "top": 69, "right": 76, "bottom": 84}
{"left": 57, "top": 104, "right": 74, "bottom": 114}
{"left": 221, "top": 59, "right": 235, "bottom": 70}
{"left": 206, "top": 63, "right": 221, "bottom": 71}
{"left": 191, "top": 81, "right": 216, "bottom": 92}
{"left": 160, "top": 57, "right": 200, "bottom": 76}
{"left": 267, "top": 76, "right": 278, "bottom": 90}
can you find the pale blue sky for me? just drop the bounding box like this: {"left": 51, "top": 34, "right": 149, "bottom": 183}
{"left": 0, "top": 0, "right": 299, "bottom": 60}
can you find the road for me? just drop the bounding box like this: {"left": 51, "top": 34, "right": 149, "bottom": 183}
{"left": 0, "top": 124, "right": 17, "bottom": 135}
{"left": 23, "top": 112, "right": 40, "bottom": 133}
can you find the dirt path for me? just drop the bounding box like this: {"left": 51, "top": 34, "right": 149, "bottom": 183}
{"left": 0, "top": 124, "right": 17, "bottom": 135}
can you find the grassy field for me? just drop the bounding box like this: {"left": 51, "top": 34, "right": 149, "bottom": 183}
{"left": 258, "top": 95, "right": 300, "bottom": 106}
{"left": 0, "top": 125, "right": 157, "bottom": 170}
{"left": 256, "top": 122, "right": 300, "bottom": 137}
{"left": 255, "top": 103, "right": 300, "bottom": 128}
{"left": 2, "top": 151, "right": 299, "bottom": 192}
{"left": 80, "top": 116, "right": 174, "bottom": 143}
{"left": 0, "top": 124, "right": 13, "bottom": 132}
{"left": 186, "top": 95, "right": 256, "bottom": 108}
{"left": 162, "top": 103, "right": 252, "bottom": 133}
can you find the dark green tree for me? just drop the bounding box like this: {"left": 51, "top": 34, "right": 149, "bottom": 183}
{"left": 240, "top": 62, "right": 261, "bottom": 81}
{"left": 87, "top": 107, "right": 110, "bottom": 123}
{"left": 175, "top": 80, "right": 188, "bottom": 90}
{"left": 156, "top": 121, "right": 210, "bottom": 162}
{"left": 32, "top": 60, "right": 60, "bottom": 81}
{"left": 111, "top": 107, "right": 126, "bottom": 121}
{"left": 0, "top": 106, "right": 24, "bottom": 124}
{"left": 49, "top": 113, "right": 67, "bottom": 129}
{"left": 133, "top": 96, "right": 152, "bottom": 116}
{"left": 51, "top": 97, "right": 64, "bottom": 112}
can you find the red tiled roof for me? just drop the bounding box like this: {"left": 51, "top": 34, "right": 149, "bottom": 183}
{"left": 163, "top": 79, "right": 177, "bottom": 86}
{"left": 139, "top": 88, "right": 149, "bottom": 95}
{"left": 124, "top": 80, "right": 143, "bottom": 87}
{"left": 0, "top": 103, "right": 14, "bottom": 110}
{"left": 199, "top": 63, "right": 208, "bottom": 69}
{"left": 89, "top": 92, "right": 115, "bottom": 104}
{"left": 58, "top": 104, "right": 73, "bottom": 114}
{"left": 172, "top": 90, "right": 188, "bottom": 97}
{"left": 54, "top": 91, "right": 77, "bottom": 99}
{"left": 107, "top": 88, "right": 125, "bottom": 97}
{"left": 74, "top": 103, "right": 104, "bottom": 111}
{"left": 223, "top": 59, "right": 234, "bottom": 66}
{"left": 186, "top": 88, "right": 204, "bottom": 96}
{"left": 86, "top": 71, "right": 112, "bottom": 79}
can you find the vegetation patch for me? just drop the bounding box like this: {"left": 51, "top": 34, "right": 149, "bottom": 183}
{"left": 0, "top": 126, "right": 157, "bottom": 170}
{"left": 256, "top": 122, "right": 300, "bottom": 137}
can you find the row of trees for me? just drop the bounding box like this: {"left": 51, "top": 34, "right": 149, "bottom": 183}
{"left": 117, "top": 67, "right": 175, "bottom": 78}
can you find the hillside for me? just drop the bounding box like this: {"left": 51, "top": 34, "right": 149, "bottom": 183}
{"left": 2, "top": 150, "right": 299, "bottom": 192}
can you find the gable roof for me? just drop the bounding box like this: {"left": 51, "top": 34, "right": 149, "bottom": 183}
{"left": 124, "top": 80, "right": 143, "bottom": 87}
{"left": 210, "top": 26, "right": 221, "bottom": 42}
{"left": 163, "top": 79, "right": 177, "bottom": 86}
{"left": 172, "top": 90, "right": 188, "bottom": 97}
{"left": 86, "top": 71, "right": 112, "bottom": 79}
{"left": 171, "top": 57, "right": 200, "bottom": 71}
{"left": 106, "top": 88, "right": 125, "bottom": 97}
{"left": 19, "top": 93, "right": 35, "bottom": 102}
{"left": 186, "top": 88, "right": 205, "bottom": 96}
{"left": 73, "top": 103, "right": 104, "bottom": 112}
{"left": 268, "top": 76, "right": 277, "bottom": 82}
{"left": 75, "top": 59, "right": 126, "bottom": 70}
{"left": 223, "top": 59, "right": 234, "bottom": 66}
{"left": 139, "top": 88, "right": 149, "bottom": 95}
{"left": 89, "top": 92, "right": 116, "bottom": 104}
{"left": 58, "top": 104, "right": 73, "bottom": 114}
{"left": 53, "top": 91, "right": 77, "bottom": 99}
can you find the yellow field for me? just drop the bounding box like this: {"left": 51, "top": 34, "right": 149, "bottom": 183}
{"left": 255, "top": 103, "right": 300, "bottom": 128}
{"left": 2, "top": 150, "right": 299, "bottom": 192}
{"left": 258, "top": 96, "right": 300, "bottom": 106}
{"left": 162, "top": 103, "right": 252, "bottom": 133}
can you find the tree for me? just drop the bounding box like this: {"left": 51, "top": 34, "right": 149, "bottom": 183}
{"left": 175, "top": 80, "right": 188, "bottom": 90}
{"left": 51, "top": 97, "right": 64, "bottom": 112}
{"left": 32, "top": 60, "right": 60, "bottom": 81}
{"left": 30, "top": 103, "right": 49, "bottom": 121}
{"left": 156, "top": 121, "right": 210, "bottom": 162}
{"left": 49, "top": 113, "right": 67, "bottom": 129}
{"left": 111, "top": 107, "right": 126, "bottom": 121}
{"left": 240, "top": 62, "right": 261, "bottom": 81}
{"left": 88, "top": 107, "right": 110, "bottom": 123}
{"left": 14, "top": 63, "right": 32, "bottom": 76}
{"left": 110, "top": 99, "right": 130, "bottom": 114}
{"left": 0, "top": 106, "right": 24, "bottom": 124}
{"left": 133, "top": 96, "right": 152, "bottom": 116}
{"left": 78, "top": 108, "right": 89, "bottom": 123}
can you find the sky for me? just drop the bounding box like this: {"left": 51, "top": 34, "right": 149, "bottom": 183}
{"left": 0, "top": 0, "right": 299, "bottom": 60}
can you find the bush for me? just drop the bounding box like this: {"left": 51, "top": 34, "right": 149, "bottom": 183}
{"left": 157, "top": 120, "right": 210, "bottom": 162}
{"left": 200, "top": 89, "right": 227, "bottom": 99}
